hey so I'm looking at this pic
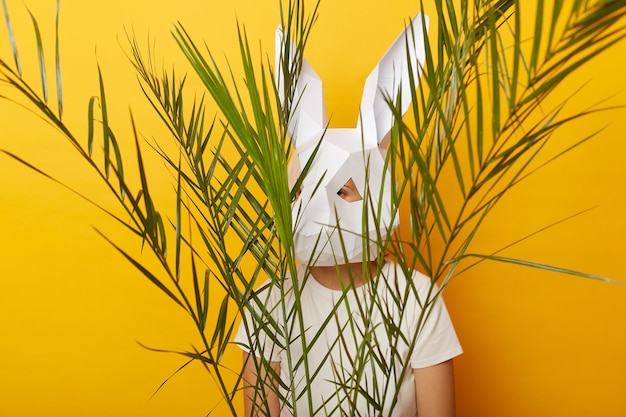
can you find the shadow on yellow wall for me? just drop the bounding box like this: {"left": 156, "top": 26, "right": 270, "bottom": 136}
{"left": 1, "top": 1, "right": 625, "bottom": 416}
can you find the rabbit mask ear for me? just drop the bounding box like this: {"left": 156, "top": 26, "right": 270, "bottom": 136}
{"left": 276, "top": 26, "right": 327, "bottom": 153}
{"left": 277, "top": 13, "right": 428, "bottom": 153}
{"left": 359, "top": 13, "right": 429, "bottom": 149}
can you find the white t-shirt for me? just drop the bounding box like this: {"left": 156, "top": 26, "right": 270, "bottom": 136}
{"left": 235, "top": 261, "right": 462, "bottom": 417}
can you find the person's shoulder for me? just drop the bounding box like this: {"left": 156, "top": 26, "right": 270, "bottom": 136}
{"left": 249, "top": 264, "right": 305, "bottom": 302}
{"left": 381, "top": 261, "right": 442, "bottom": 305}
{"left": 382, "top": 261, "right": 432, "bottom": 286}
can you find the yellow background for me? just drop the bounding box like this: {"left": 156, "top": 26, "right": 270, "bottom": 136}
{"left": 1, "top": 1, "right": 625, "bottom": 416}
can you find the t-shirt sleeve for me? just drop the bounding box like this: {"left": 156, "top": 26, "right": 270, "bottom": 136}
{"left": 233, "top": 281, "right": 284, "bottom": 363}
{"left": 409, "top": 277, "right": 463, "bottom": 369}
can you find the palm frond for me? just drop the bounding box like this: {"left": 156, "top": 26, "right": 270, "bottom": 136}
{"left": 1, "top": 0, "right": 625, "bottom": 415}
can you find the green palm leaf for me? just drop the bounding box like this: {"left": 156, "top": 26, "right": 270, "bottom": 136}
{"left": 1, "top": 0, "right": 625, "bottom": 415}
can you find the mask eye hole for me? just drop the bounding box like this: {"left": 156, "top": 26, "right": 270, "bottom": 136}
{"left": 336, "top": 178, "right": 363, "bottom": 203}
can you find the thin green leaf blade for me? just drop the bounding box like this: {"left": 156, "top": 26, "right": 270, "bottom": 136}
{"left": 94, "top": 228, "right": 185, "bottom": 309}
{"left": 461, "top": 254, "right": 622, "bottom": 284}
{"left": 27, "top": 7, "right": 47, "bottom": 102}
{"left": 87, "top": 96, "right": 96, "bottom": 155}
{"left": 1, "top": 0, "right": 21, "bottom": 74}
{"left": 54, "top": 0, "right": 62, "bottom": 119}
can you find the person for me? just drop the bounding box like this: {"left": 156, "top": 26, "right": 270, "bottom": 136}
{"left": 234, "top": 13, "right": 462, "bottom": 417}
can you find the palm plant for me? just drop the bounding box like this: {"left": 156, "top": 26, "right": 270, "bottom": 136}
{"left": 1, "top": 0, "right": 625, "bottom": 415}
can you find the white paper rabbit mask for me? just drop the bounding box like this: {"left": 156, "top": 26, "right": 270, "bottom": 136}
{"left": 277, "top": 13, "right": 428, "bottom": 266}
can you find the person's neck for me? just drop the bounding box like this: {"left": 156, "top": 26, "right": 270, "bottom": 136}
{"left": 310, "top": 260, "right": 383, "bottom": 291}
